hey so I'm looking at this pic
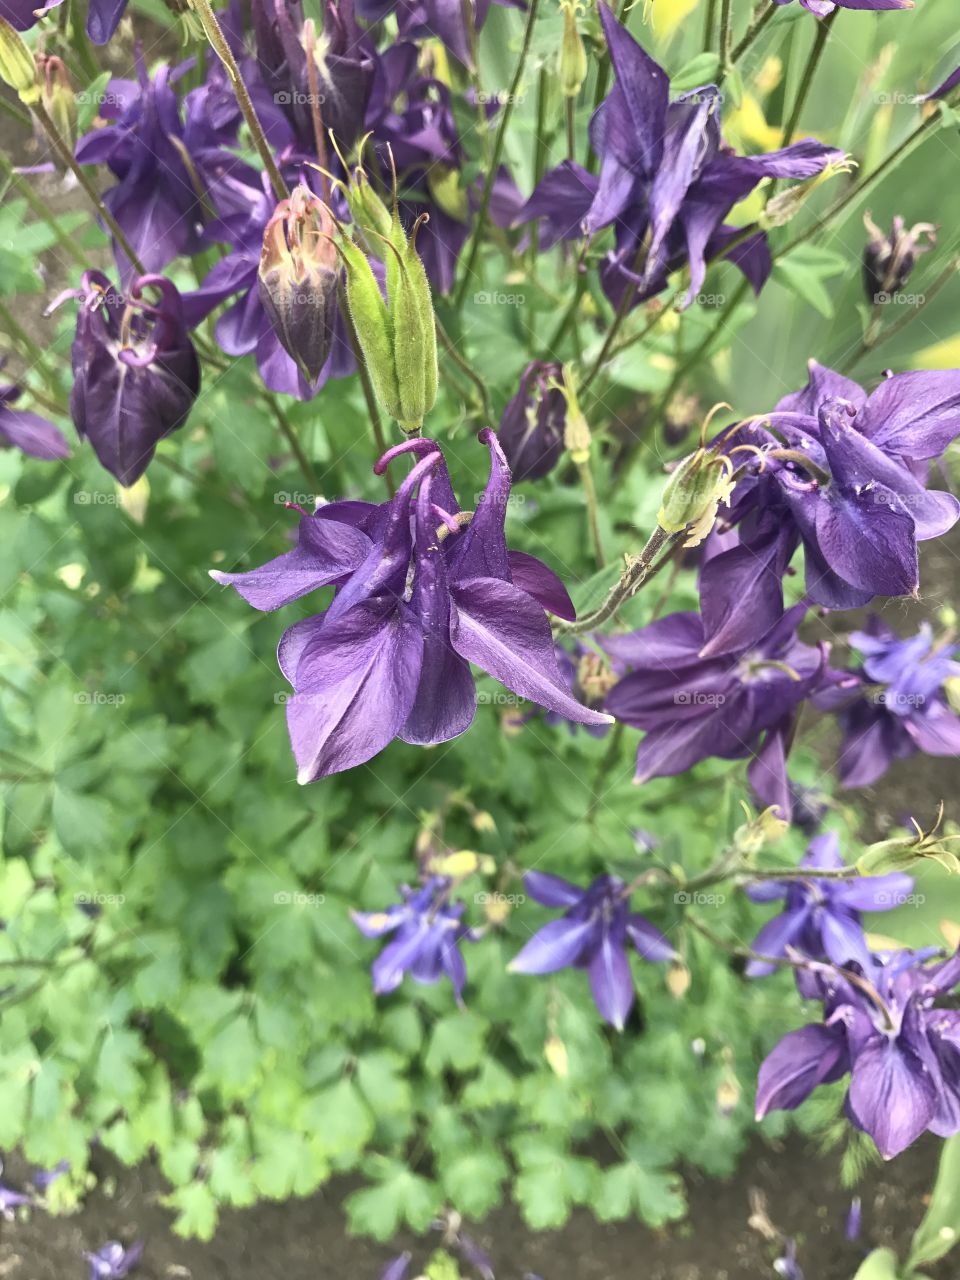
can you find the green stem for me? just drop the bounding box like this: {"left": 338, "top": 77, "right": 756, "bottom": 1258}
{"left": 718, "top": 0, "right": 733, "bottom": 71}
{"left": 565, "top": 96, "right": 576, "bottom": 163}
{"left": 0, "top": 152, "right": 88, "bottom": 269}
{"left": 780, "top": 8, "right": 838, "bottom": 145}
{"left": 0, "top": 301, "right": 59, "bottom": 383}
{"left": 534, "top": 67, "right": 549, "bottom": 184}
{"left": 702, "top": 0, "right": 717, "bottom": 51}
{"left": 267, "top": 400, "right": 319, "bottom": 493}
{"left": 728, "top": 0, "right": 776, "bottom": 69}
{"left": 190, "top": 0, "right": 288, "bottom": 202}
{"left": 435, "top": 318, "right": 492, "bottom": 421}
{"left": 576, "top": 458, "right": 605, "bottom": 568}
{"left": 555, "top": 526, "right": 675, "bottom": 634}
{"left": 454, "top": 0, "right": 541, "bottom": 307}
{"left": 31, "top": 100, "right": 147, "bottom": 276}
{"left": 0, "top": 93, "right": 31, "bottom": 129}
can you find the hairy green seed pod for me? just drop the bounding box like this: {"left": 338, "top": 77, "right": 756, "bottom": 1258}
{"left": 657, "top": 449, "right": 729, "bottom": 535}
{"left": 340, "top": 238, "right": 402, "bottom": 420}
{"left": 403, "top": 220, "right": 438, "bottom": 415}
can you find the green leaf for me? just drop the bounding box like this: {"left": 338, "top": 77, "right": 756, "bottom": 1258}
{"left": 304, "top": 1078, "right": 374, "bottom": 1158}
{"left": 424, "top": 1011, "right": 487, "bottom": 1075}
{"left": 852, "top": 1248, "right": 900, "bottom": 1280}
{"left": 438, "top": 1147, "right": 508, "bottom": 1219}
{"left": 907, "top": 1134, "right": 960, "bottom": 1270}
{"left": 670, "top": 54, "right": 721, "bottom": 95}
{"left": 345, "top": 1164, "right": 441, "bottom": 1241}
{"left": 771, "top": 245, "right": 848, "bottom": 319}
{"left": 167, "top": 1182, "right": 219, "bottom": 1241}
{"left": 594, "top": 1162, "right": 687, "bottom": 1228}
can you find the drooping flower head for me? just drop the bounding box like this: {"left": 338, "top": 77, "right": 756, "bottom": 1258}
{"left": 509, "top": 871, "right": 675, "bottom": 1029}
{"left": 602, "top": 604, "right": 827, "bottom": 817}
{"left": 862, "top": 212, "right": 935, "bottom": 305}
{"left": 744, "top": 831, "right": 913, "bottom": 978}
{"left": 498, "top": 361, "right": 566, "bottom": 482}
{"left": 514, "top": 5, "right": 845, "bottom": 311}
{"left": 85, "top": 1240, "right": 144, "bottom": 1280}
{"left": 698, "top": 361, "right": 960, "bottom": 655}
{"left": 210, "top": 431, "right": 610, "bottom": 780}
{"left": 0, "top": 364, "right": 70, "bottom": 460}
{"left": 757, "top": 947, "right": 960, "bottom": 1159}
{"left": 815, "top": 617, "right": 960, "bottom": 788}
{"left": 57, "top": 271, "right": 200, "bottom": 486}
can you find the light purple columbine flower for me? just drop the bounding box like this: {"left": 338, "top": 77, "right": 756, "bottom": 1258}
{"left": 56, "top": 271, "right": 200, "bottom": 486}
{"left": 0, "top": 368, "right": 70, "bottom": 460}
{"left": 513, "top": 4, "right": 844, "bottom": 311}
{"left": 757, "top": 947, "right": 960, "bottom": 1160}
{"left": 773, "top": 0, "right": 912, "bottom": 14}
{"left": 84, "top": 1240, "right": 144, "bottom": 1280}
{"left": 353, "top": 878, "right": 478, "bottom": 1001}
{"left": 815, "top": 618, "right": 960, "bottom": 788}
{"left": 0, "top": 1176, "right": 33, "bottom": 1220}
{"left": 33, "top": 1159, "right": 70, "bottom": 1190}
{"left": 508, "top": 872, "right": 675, "bottom": 1030}
{"left": 744, "top": 831, "right": 913, "bottom": 978}
{"left": 210, "top": 431, "right": 610, "bottom": 781}
{"left": 601, "top": 604, "right": 828, "bottom": 818}
{"left": 379, "top": 1255, "right": 412, "bottom": 1280}
{"left": 699, "top": 361, "right": 960, "bottom": 654}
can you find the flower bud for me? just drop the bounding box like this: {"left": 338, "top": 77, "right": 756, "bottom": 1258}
{"left": 258, "top": 186, "right": 339, "bottom": 384}
{"left": 657, "top": 446, "right": 734, "bottom": 546}
{"left": 0, "top": 16, "right": 40, "bottom": 104}
{"left": 498, "top": 360, "right": 565, "bottom": 481}
{"left": 559, "top": 1, "right": 587, "bottom": 100}
{"left": 558, "top": 367, "right": 591, "bottom": 465}
{"left": 759, "top": 155, "right": 855, "bottom": 230}
{"left": 544, "top": 1034, "right": 569, "bottom": 1078}
{"left": 862, "top": 212, "right": 936, "bottom": 305}
{"left": 857, "top": 812, "right": 960, "bottom": 876}
{"left": 38, "top": 54, "right": 76, "bottom": 151}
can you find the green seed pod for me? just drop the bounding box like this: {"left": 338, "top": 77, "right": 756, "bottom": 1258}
{"left": 38, "top": 55, "right": 76, "bottom": 151}
{"left": 0, "top": 17, "right": 40, "bottom": 104}
{"left": 657, "top": 449, "right": 731, "bottom": 538}
{"left": 559, "top": 1, "right": 588, "bottom": 100}
{"left": 393, "top": 253, "right": 427, "bottom": 427}
{"left": 340, "top": 238, "right": 402, "bottom": 420}
{"left": 346, "top": 169, "right": 397, "bottom": 259}
{"left": 403, "top": 218, "right": 438, "bottom": 415}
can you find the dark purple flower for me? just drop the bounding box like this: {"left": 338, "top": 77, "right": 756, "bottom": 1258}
{"left": 514, "top": 5, "right": 844, "bottom": 310}
{"left": 509, "top": 872, "right": 675, "bottom": 1029}
{"left": 353, "top": 877, "right": 477, "bottom": 1000}
{"left": 85, "top": 1240, "right": 144, "bottom": 1280}
{"left": 744, "top": 831, "right": 913, "bottom": 977}
{"left": 0, "top": 371, "right": 70, "bottom": 460}
{"left": 74, "top": 58, "right": 248, "bottom": 281}
{"left": 699, "top": 362, "right": 960, "bottom": 652}
{"left": 757, "top": 947, "right": 960, "bottom": 1159}
{"left": 925, "top": 65, "right": 960, "bottom": 102}
{"left": 816, "top": 618, "right": 960, "bottom": 788}
{"left": 210, "top": 431, "right": 610, "bottom": 780}
{"left": 498, "top": 361, "right": 566, "bottom": 482}
{"left": 863, "top": 212, "right": 935, "bottom": 304}
{"left": 541, "top": 643, "right": 612, "bottom": 738}
{"left": 0, "top": 0, "right": 62, "bottom": 29}
{"left": 57, "top": 270, "right": 200, "bottom": 486}
{"left": 773, "top": 0, "right": 912, "bottom": 13}
{"left": 602, "top": 604, "right": 827, "bottom": 816}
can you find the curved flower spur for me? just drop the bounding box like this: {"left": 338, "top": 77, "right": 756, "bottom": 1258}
{"left": 210, "top": 430, "right": 611, "bottom": 780}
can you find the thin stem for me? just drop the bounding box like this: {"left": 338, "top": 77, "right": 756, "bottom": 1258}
{"left": 780, "top": 9, "right": 838, "bottom": 146}
{"left": 190, "top": 0, "right": 288, "bottom": 202}
{"left": 844, "top": 255, "right": 960, "bottom": 372}
{"left": 586, "top": 720, "right": 624, "bottom": 825}
{"left": 31, "top": 100, "right": 146, "bottom": 276}
{"left": 728, "top": 0, "right": 776, "bottom": 69}
{"left": 0, "top": 154, "right": 87, "bottom": 268}
{"left": 338, "top": 279, "right": 394, "bottom": 494}
{"left": 534, "top": 68, "right": 549, "bottom": 185}
{"left": 435, "top": 318, "right": 492, "bottom": 421}
{"left": 702, "top": 0, "right": 717, "bottom": 52}
{"left": 565, "top": 96, "right": 576, "bottom": 163}
{"left": 555, "top": 526, "right": 676, "bottom": 634}
{"left": 576, "top": 458, "right": 605, "bottom": 568}
{"left": 545, "top": 273, "right": 587, "bottom": 355}
{"left": 266, "top": 399, "right": 319, "bottom": 493}
{"left": 454, "top": 0, "right": 541, "bottom": 308}
{"left": 0, "top": 301, "right": 59, "bottom": 381}
{"left": 0, "top": 93, "right": 30, "bottom": 129}
{"left": 780, "top": 111, "right": 941, "bottom": 260}
{"left": 605, "top": 299, "right": 671, "bottom": 362}
{"left": 719, "top": 0, "right": 733, "bottom": 71}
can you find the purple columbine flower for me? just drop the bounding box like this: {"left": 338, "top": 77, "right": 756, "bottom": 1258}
{"left": 925, "top": 65, "right": 960, "bottom": 102}
{"left": 744, "top": 831, "right": 913, "bottom": 978}
{"left": 379, "top": 1255, "right": 412, "bottom": 1280}
{"left": 353, "top": 878, "right": 478, "bottom": 1001}
{"left": 698, "top": 361, "right": 960, "bottom": 654}
{"left": 0, "top": 366, "right": 70, "bottom": 460}
{"left": 845, "top": 1197, "right": 862, "bottom": 1243}
{"left": 757, "top": 947, "right": 960, "bottom": 1160}
{"left": 601, "top": 604, "right": 827, "bottom": 818}
{"left": 508, "top": 872, "right": 675, "bottom": 1029}
{"left": 55, "top": 271, "right": 200, "bottom": 486}
{"left": 815, "top": 618, "right": 960, "bottom": 788}
{"left": 210, "top": 431, "right": 610, "bottom": 781}
{"left": 514, "top": 4, "right": 844, "bottom": 311}
{"left": 498, "top": 361, "right": 566, "bottom": 482}
{"left": 84, "top": 1241, "right": 144, "bottom": 1280}
{"left": 772, "top": 0, "right": 912, "bottom": 13}
{"left": 33, "top": 1159, "right": 70, "bottom": 1190}
{"left": 863, "top": 212, "right": 935, "bottom": 305}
